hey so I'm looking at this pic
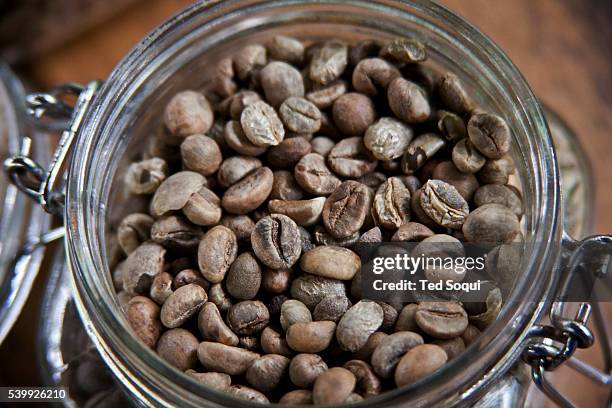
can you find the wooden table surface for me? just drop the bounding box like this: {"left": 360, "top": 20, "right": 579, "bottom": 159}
{"left": 1, "top": 0, "right": 610, "bottom": 407}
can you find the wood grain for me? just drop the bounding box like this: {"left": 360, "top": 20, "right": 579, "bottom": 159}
{"left": 2, "top": 1, "right": 610, "bottom": 406}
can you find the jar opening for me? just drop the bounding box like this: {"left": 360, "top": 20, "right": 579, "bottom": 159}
{"left": 67, "top": 1, "right": 560, "bottom": 406}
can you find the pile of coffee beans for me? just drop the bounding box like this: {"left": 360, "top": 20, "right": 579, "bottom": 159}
{"left": 111, "top": 34, "right": 522, "bottom": 404}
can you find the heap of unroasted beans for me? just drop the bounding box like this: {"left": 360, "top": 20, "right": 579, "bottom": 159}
{"left": 112, "top": 35, "right": 523, "bottom": 404}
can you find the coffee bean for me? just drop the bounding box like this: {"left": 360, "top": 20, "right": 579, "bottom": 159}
{"left": 380, "top": 37, "right": 427, "bottom": 64}
{"left": 388, "top": 77, "right": 430, "bottom": 123}
{"left": 224, "top": 120, "right": 268, "bottom": 156}
{"left": 156, "top": 328, "right": 199, "bottom": 371}
{"left": 322, "top": 181, "right": 371, "bottom": 238}
{"left": 468, "top": 112, "right": 511, "bottom": 159}
{"left": 164, "top": 90, "right": 214, "bottom": 138}
{"left": 462, "top": 324, "right": 481, "bottom": 346}
{"left": 332, "top": 93, "right": 377, "bottom": 136}
{"left": 377, "top": 301, "right": 399, "bottom": 331}
{"left": 358, "top": 172, "right": 387, "bottom": 190}
{"left": 271, "top": 170, "right": 304, "bottom": 200}
{"left": 462, "top": 204, "right": 520, "bottom": 244}
{"left": 391, "top": 222, "right": 434, "bottom": 242}
{"left": 262, "top": 268, "right": 292, "bottom": 294}
{"left": 314, "top": 226, "right": 360, "bottom": 248}
{"left": 266, "top": 137, "right": 312, "bottom": 168}
{"left": 151, "top": 171, "right": 206, "bottom": 218}
{"left": 125, "top": 158, "right": 168, "bottom": 195}
{"left": 217, "top": 156, "right": 262, "bottom": 188}
{"left": 478, "top": 155, "right": 515, "bottom": 185}
{"left": 313, "top": 295, "right": 351, "bottom": 323}
{"left": 279, "top": 390, "right": 313, "bottom": 405}
{"left": 226, "top": 252, "right": 262, "bottom": 300}
{"left": 474, "top": 184, "right": 522, "bottom": 217}
{"left": 173, "top": 269, "right": 209, "bottom": 291}
{"left": 337, "top": 300, "right": 384, "bottom": 352}
{"left": 415, "top": 301, "right": 468, "bottom": 339}
{"left": 432, "top": 161, "right": 479, "bottom": 201}
{"left": 420, "top": 180, "right": 469, "bottom": 229}
{"left": 410, "top": 188, "right": 439, "bottom": 229}
{"left": 247, "top": 354, "right": 291, "bottom": 393}
{"left": 261, "top": 326, "right": 293, "bottom": 357}
{"left": 123, "top": 242, "right": 166, "bottom": 295}
{"left": 197, "top": 225, "right": 238, "bottom": 283}
{"left": 310, "top": 137, "right": 335, "bottom": 158}
{"left": 233, "top": 44, "right": 267, "bottom": 80}
{"left": 394, "top": 344, "right": 448, "bottom": 387}
{"left": 280, "top": 300, "right": 312, "bottom": 331}
{"left": 329, "top": 138, "right": 378, "bottom": 178}
{"left": 220, "top": 214, "right": 255, "bottom": 241}
{"left": 348, "top": 40, "right": 381, "bottom": 66}
{"left": 437, "top": 72, "right": 475, "bottom": 116}
{"left": 182, "top": 186, "right": 222, "bottom": 226}
{"left": 352, "top": 332, "right": 388, "bottom": 360}
{"left": 212, "top": 57, "right": 237, "bottom": 98}
{"left": 186, "top": 371, "right": 231, "bottom": 391}
{"left": 468, "top": 287, "right": 503, "bottom": 330}
{"left": 432, "top": 337, "right": 465, "bottom": 360}
{"left": 372, "top": 177, "right": 412, "bottom": 229}
{"left": 306, "top": 80, "right": 348, "bottom": 109}
{"left": 371, "top": 331, "right": 424, "bottom": 378}
{"left": 220, "top": 90, "right": 262, "bottom": 120}
{"left": 364, "top": 117, "right": 413, "bottom": 161}
{"left": 151, "top": 215, "right": 203, "bottom": 252}
{"left": 299, "top": 227, "right": 315, "bottom": 253}
{"left": 240, "top": 336, "right": 261, "bottom": 353}
{"left": 198, "top": 302, "right": 239, "bottom": 346}
{"left": 181, "top": 135, "right": 222, "bottom": 176}
{"left": 228, "top": 385, "right": 270, "bottom": 404}
{"left": 126, "top": 296, "right": 161, "bottom": 348}
{"left": 312, "top": 367, "right": 356, "bottom": 405}
{"left": 358, "top": 227, "right": 383, "bottom": 244}
{"left": 222, "top": 166, "right": 273, "bottom": 214}
{"left": 437, "top": 110, "right": 467, "bottom": 142}
{"left": 309, "top": 41, "right": 348, "bottom": 85}
{"left": 117, "top": 213, "right": 153, "bottom": 254}
{"left": 160, "top": 284, "right": 207, "bottom": 328}
{"left": 301, "top": 246, "right": 361, "bottom": 281}
{"left": 268, "top": 197, "right": 325, "bottom": 226}
{"left": 452, "top": 138, "right": 486, "bottom": 173}
{"left": 208, "top": 283, "right": 233, "bottom": 313}
{"left": 279, "top": 97, "right": 321, "bottom": 134}
{"left": 401, "top": 133, "right": 446, "bottom": 174}
{"left": 343, "top": 360, "right": 381, "bottom": 398}
{"left": 260, "top": 61, "right": 305, "bottom": 108}
{"left": 352, "top": 58, "right": 401, "bottom": 96}
{"left": 394, "top": 304, "right": 419, "bottom": 332}
{"left": 294, "top": 153, "right": 341, "bottom": 195}
{"left": 197, "top": 342, "right": 260, "bottom": 375}
{"left": 252, "top": 214, "right": 302, "bottom": 269}
{"left": 289, "top": 353, "right": 328, "bottom": 388}
{"left": 290, "top": 274, "right": 347, "bottom": 309}
{"left": 240, "top": 100, "right": 285, "bottom": 147}
{"left": 227, "top": 300, "right": 270, "bottom": 336}
{"left": 149, "top": 272, "right": 173, "bottom": 305}
{"left": 286, "top": 321, "right": 336, "bottom": 353}
{"left": 268, "top": 35, "right": 305, "bottom": 65}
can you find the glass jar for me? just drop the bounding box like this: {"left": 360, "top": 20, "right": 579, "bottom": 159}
{"left": 4, "top": 1, "right": 611, "bottom": 407}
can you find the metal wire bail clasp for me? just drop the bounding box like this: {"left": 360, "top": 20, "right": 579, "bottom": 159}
{"left": 3, "top": 81, "right": 101, "bottom": 215}
{"left": 522, "top": 234, "right": 612, "bottom": 408}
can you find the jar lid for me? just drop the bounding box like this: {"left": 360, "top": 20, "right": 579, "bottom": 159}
{"left": 0, "top": 61, "right": 51, "bottom": 345}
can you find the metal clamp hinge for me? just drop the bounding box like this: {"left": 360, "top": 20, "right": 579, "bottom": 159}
{"left": 3, "top": 80, "right": 102, "bottom": 215}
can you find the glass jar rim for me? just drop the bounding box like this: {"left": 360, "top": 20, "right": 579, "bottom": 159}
{"left": 66, "top": 0, "right": 562, "bottom": 406}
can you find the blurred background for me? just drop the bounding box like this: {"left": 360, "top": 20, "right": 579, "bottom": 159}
{"left": 0, "top": 0, "right": 609, "bottom": 407}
